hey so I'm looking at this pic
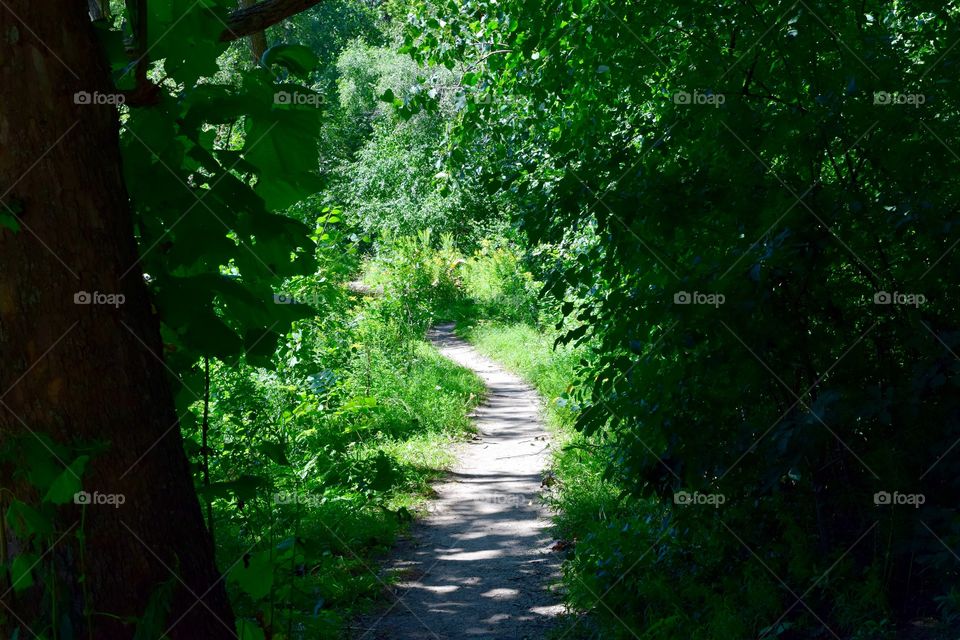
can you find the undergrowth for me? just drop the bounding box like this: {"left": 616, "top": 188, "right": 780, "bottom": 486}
{"left": 195, "top": 233, "right": 485, "bottom": 638}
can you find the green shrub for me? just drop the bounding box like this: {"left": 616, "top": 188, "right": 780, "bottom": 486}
{"left": 461, "top": 242, "right": 541, "bottom": 325}
{"left": 186, "top": 255, "right": 484, "bottom": 636}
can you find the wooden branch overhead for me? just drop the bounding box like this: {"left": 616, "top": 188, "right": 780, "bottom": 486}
{"left": 220, "top": 0, "right": 322, "bottom": 41}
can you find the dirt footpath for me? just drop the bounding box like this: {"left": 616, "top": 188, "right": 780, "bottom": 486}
{"left": 357, "top": 323, "right": 562, "bottom": 639}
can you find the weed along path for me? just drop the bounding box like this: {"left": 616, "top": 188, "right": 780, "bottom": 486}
{"left": 359, "top": 323, "right": 562, "bottom": 639}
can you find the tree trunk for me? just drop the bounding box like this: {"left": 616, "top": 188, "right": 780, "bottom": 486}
{"left": 87, "top": 0, "right": 109, "bottom": 21}
{"left": 222, "top": 0, "right": 322, "bottom": 42}
{"left": 0, "top": 4, "right": 235, "bottom": 638}
{"left": 240, "top": 0, "right": 269, "bottom": 64}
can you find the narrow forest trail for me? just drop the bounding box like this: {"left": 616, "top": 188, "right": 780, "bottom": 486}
{"left": 358, "top": 323, "right": 563, "bottom": 639}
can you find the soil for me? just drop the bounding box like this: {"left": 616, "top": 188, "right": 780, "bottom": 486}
{"left": 356, "top": 323, "right": 563, "bottom": 639}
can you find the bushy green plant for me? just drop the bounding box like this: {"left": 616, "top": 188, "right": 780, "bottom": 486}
{"left": 363, "top": 230, "right": 466, "bottom": 345}
{"left": 182, "top": 238, "right": 484, "bottom": 636}
{"left": 461, "top": 242, "right": 541, "bottom": 325}
{"left": 411, "top": 0, "right": 960, "bottom": 636}
{"left": 326, "top": 41, "right": 504, "bottom": 242}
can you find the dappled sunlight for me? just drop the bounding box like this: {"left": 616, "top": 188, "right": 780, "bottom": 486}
{"left": 360, "top": 325, "right": 560, "bottom": 638}
{"left": 436, "top": 549, "right": 505, "bottom": 561}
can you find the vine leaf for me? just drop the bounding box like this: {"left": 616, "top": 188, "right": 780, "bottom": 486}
{"left": 43, "top": 456, "right": 89, "bottom": 505}
{"left": 261, "top": 44, "right": 319, "bottom": 79}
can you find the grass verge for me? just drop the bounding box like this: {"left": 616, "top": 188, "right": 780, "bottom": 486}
{"left": 218, "top": 335, "right": 486, "bottom": 638}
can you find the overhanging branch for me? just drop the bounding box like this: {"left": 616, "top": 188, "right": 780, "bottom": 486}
{"left": 220, "top": 0, "right": 322, "bottom": 41}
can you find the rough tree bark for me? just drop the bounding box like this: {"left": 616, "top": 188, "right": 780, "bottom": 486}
{"left": 87, "top": 0, "right": 109, "bottom": 21}
{"left": 222, "top": 0, "right": 322, "bottom": 41}
{"left": 239, "top": 0, "right": 269, "bottom": 64}
{"left": 0, "top": 4, "right": 234, "bottom": 638}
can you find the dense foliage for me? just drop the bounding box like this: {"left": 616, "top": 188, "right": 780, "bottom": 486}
{"left": 5, "top": 0, "right": 960, "bottom": 638}
{"left": 406, "top": 1, "right": 960, "bottom": 637}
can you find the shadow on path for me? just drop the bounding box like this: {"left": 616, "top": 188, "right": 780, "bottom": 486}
{"left": 355, "top": 323, "right": 562, "bottom": 639}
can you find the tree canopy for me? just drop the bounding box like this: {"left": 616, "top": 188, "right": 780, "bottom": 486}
{"left": 2, "top": 0, "right": 960, "bottom": 638}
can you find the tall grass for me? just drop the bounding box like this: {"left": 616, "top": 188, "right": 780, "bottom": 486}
{"left": 203, "top": 237, "right": 486, "bottom": 637}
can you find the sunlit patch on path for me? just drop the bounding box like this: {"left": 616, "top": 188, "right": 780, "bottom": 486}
{"left": 358, "top": 323, "right": 563, "bottom": 639}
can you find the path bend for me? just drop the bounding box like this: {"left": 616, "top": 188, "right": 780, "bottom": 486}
{"left": 359, "top": 323, "right": 562, "bottom": 639}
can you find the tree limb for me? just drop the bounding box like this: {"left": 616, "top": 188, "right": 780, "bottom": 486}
{"left": 122, "top": 0, "right": 162, "bottom": 107}
{"left": 220, "top": 0, "right": 322, "bottom": 41}
{"left": 238, "top": 0, "right": 269, "bottom": 62}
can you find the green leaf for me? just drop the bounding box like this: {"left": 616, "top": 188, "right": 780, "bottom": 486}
{"left": 180, "top": 84, "right": 267, "bottom": 131}
{"left": 258, "top": 441, "right": 289, "bottom": 466}
{"left": 0, "top": 199, "right": 22, "bottom": 233}
{"left": 180, "top": 312, "right": 244, "bottom": 359}
{"left": 261, "top": 44, "right": 319, "bottom": 79}
{"left": 93, "top": 20, "right": 134, "bottom": 88}
{"left": 147, "top": 0, "right": 228, "bottom": 85}
{"left": 369, "top": 451, "right": 400, "bottom": 492}
{"left": 10, "top": 553, "right": 38, "bottom": 592}
{"left": 237, "top": 620, "right": 266, "bottom": 640}
{"left": 6, "top": 500, "right": 53, "bottom": 538}
{"left": 16, "top": 434, "right": 67, "bottom": 491}
{"left": 43, "top": 456, "right": 88, "bottom": 505}
{"left": 243, "top": 213, "right": 317, "bottom": 278}
{"left": 133, "top": 575, "right": 177, "bottom": 640}
{"left": 341, "top": 396, "right": 377, "bottom": 413}
{"left": 197, "top": 475, "right": 268, "bottom": 501}
{"left": 243, "top": 328, "right": 281, "bottom": 369}
{"left": 230, "top": 549, "right": 274, "bottom": 600}
{"left": 244, "top": 107, "right": 324, "bottom": 211}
